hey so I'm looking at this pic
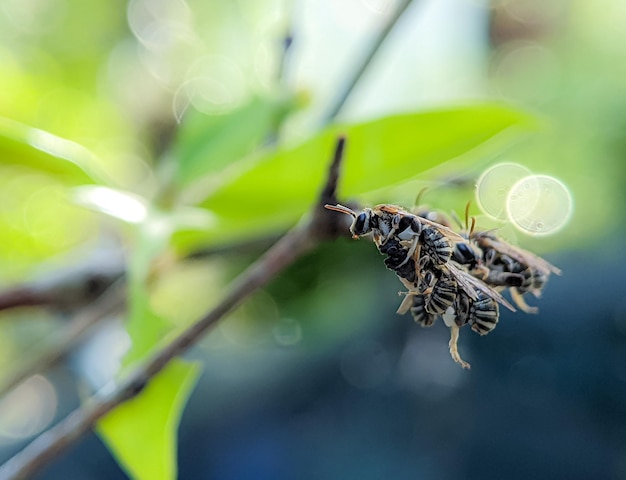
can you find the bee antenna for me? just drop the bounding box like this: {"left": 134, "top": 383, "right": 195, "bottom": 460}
{"left": 464, "top": 201, "right": 471, "bottom": 231}
{"left": 324, "top": 203, "right": 357, "bottom": 218}
{"left": 469, "top": 216, "right": 476, "bottom": 237}
{"left": 414, "top": 187, "right": 429, "bottom": 208}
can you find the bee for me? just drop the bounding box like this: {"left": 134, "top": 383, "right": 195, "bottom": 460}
{"left": 443, "top": 203, "right": 560, "bottom": 311}
{"left": 450, "top": 241, "right": 524, "bottom": 287}
{"left": 472, "top": 231, "right": 561, "bottom": 313}
{"left": 379, "top": 204, "right": 461, "bottom": 265}
{"left": 324, "top": 203, "right": 463, "bottom": 268}
{"left": 326, "top": 200, "right": 559, "bottom": 370}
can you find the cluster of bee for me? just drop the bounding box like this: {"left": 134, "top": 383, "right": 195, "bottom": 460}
{"left": 325, "top": 202, "right": 561, "bottom": 369}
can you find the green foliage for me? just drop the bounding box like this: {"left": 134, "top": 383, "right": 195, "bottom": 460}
{"left": 173, "top": 104, "right": 538, "bottom": 250}
{"left": 97, "top": 359, "right": 201, "bottom": 480}
{"left": 124, "top": 215, "right": 173, "bottom": 367}
{"left": 0, "top": 116, "right": 102, "bottom": 185}
{"left": 170, "top": 94, "right": 298, "bottom": 188}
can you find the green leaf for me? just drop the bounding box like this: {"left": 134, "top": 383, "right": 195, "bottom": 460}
{"left": 171, "top": 94, "right": 295, "bottom": 188}
{"left": 0, "top": 116, "right": 106, "bottom": 184}
{"left": 124, "top": 213, "right": 175, "bottom": 366}
{"left": 97, "top": 359, "right": 202, "bottom": 480}
{"left": 73, "top": 186, "right": 149, "bottom": 224}
{"left": 71, "top": 185, "right": 216, "bottom": 363}
{"left": 173, "top": 103, "right": 539, "bottom": 251}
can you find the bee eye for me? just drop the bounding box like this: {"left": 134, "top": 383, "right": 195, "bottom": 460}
{"left": 455, "top": 243, "right": 476, "bottom": 263}
{"left": 353, "top": 213, "right": 370, "bottom": 235}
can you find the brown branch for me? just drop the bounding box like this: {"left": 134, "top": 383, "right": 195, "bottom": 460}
{"left": 0, "top": 281, "right": 126, "bottom": 400}
{"left": 0, "top": 254, "right": 123, "bottom": 314}
{"left": 0, "top": 137, "right": 349, "bottom": 480}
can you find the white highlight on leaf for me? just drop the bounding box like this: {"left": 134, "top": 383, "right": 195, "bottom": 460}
{"left": 73, "top": 186, "right": 148, "bottom": 224}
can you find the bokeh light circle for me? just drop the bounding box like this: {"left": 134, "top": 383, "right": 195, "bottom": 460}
{"left": 506, "top": 175, "right": 573, "bottom": 235}
{"left": 475, "top": 162, "right": 532, "bottom": 220}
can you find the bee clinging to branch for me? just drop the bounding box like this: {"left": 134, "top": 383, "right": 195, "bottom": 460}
{"left": 325, "top": 200, "right": 560, "bottom": 370}
{"left": 324, "top": 203, "right": 462, "bottom": 267}
{"left": 471, "top": 231, "right": 561, "bottom": 313}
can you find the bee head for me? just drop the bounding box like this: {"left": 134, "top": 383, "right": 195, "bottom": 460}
{"left": 352, "top": 211, "right": 371, "bottom": 237}
{"left": 453, "top": 242, "right": 480, "bottom": 267}
{"left": 324, "top": 204, "right": 372, "bottom": 238}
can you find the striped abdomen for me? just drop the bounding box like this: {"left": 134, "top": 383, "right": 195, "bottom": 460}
{"left": 410, "top": 295, "right": 436, "bottom": 327}
{"left": 469, "top": 292, "right": 499, "bottom": 335}
{"left": 425, "top": 274, "right": 457, "bottom": 315}
{"left": 420, "top": 227, "right": 453, "bottom": 265}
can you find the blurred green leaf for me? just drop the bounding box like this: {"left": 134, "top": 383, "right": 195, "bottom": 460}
{"left": 124, "top": 214, "right": 174, "bottom": 366}
{"left": 0, "top": 116, "right": 107, "bottom": 184}
{"left": 70, "top": 184, "right": 170, "bottom": 365}
{"left": 173, "top": 103, "right": 538, "bottom": 251}
{"left": 97, "top": 359, "right": 201, "bottom": 480}
{"left": 171, "top": 94, "right": 295, "bottom": 188}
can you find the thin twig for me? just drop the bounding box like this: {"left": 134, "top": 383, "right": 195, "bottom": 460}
{"left": 322, "top": 0, "right": 416, "bottom": 124}
{"left": 0, "top": 281, "right": 126, "bottom": 399}
{"left": 0, "top": 251, "right": 123, "bottom": 314}
{"left": 0, "top": 288, "right": 49, "bottom": 311}
{"left": 0, "top": 137, "right": 348, "bottom": 480}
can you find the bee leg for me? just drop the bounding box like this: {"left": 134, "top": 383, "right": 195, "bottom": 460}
{"left": 448, "top": 325, "right": 471, "bottom": 369}
{"left": 510, "top": 288, "right": 539, "bottom": 314}
{"left": 474, "top": 265, "right": 490, "bottom": 280}
{"left": 397, "top": 237, "right": 419, "bottom": 268}
{"left": 386, "top": 214, "right": 402, "bottom": 243}
{"left": 413, "top": 243, "right": 422, "bottom": 280}
{"left": 396, "top": 292, "right": 416, "bottom": 314}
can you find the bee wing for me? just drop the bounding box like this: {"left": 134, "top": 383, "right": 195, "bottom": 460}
{"left": 418, "top": 216, "right": 465, "bottom": 241}
{"left": 376, "top": 204, "right": 406, "bottom": 215}
{"left": 478, "top": 236, "right": 561, "bottom": 276}
{"left": 446, "top": 263, "right": 516, "bottom": 312}
{"left": 376, "top": 204, "right": 464, "bottom": 241}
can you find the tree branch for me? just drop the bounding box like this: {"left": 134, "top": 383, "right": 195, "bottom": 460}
{"left": 322, "top": 0, "right": 417, "bottom": 124}
{"left": 0, "top": 281, "right": 126, "bottom": 400}
{"left": 0, "top": 136, "right": 349, "bottom": 480}
{"left": 0, "top": 249, "right": 123, "bottom": 314}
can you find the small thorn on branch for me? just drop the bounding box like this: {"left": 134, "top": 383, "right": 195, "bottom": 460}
{"left": 311, "top": 135, "right": 350, "bottom": 240}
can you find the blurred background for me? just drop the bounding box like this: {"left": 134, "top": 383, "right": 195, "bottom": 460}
{"left": 1, "top": 0, "right": 625, "bottom": 479}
